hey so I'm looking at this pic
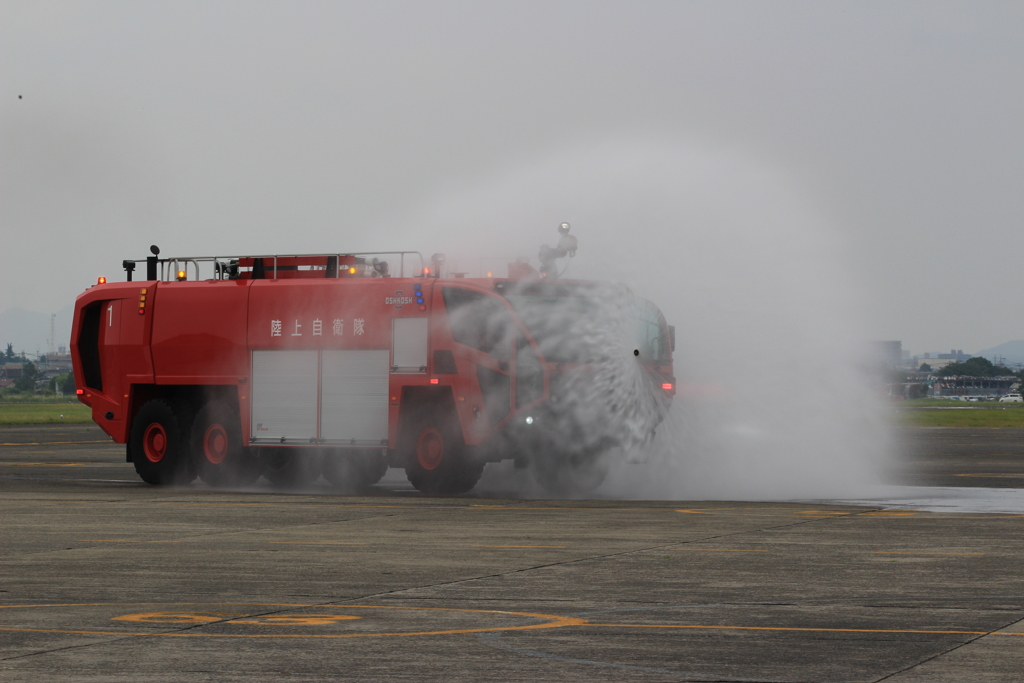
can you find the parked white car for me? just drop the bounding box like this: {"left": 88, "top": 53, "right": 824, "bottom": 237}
{"left": 998, "top": 394, "right": 1023, "bottom": 403}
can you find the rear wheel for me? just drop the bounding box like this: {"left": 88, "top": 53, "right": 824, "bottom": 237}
{"left": 191, "top": 402, "right": 259, "bottom": 487}
{"left": 404, "top": 409, "right": 484, "bottom": 496}
{"left": 322, "top": 449, "right": 388, "bottom": 493}
{"left": 259, "top": 448, "right": 322, "bottom": 488}
{"left": 130, "top": 399, "right": 193, "bottom": 485}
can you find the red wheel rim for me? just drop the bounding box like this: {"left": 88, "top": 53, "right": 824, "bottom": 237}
{"left": 142, "top": 423, "right": 167, "bottom": 463}
{"left": 416, "top": 428, "right": 444, "bottom": 470}
{"left": 203, "top": 424, "right": 228, "bottom": 464}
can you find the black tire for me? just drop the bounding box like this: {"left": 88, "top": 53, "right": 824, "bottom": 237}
{"left": 322, "top": 449, "right": 388, "bottom": 493}
{"left": 259, "top": 448, "right": 322, "bottom": 488}
{"left": 404, "top": 409, "right": 484, "bottom": 496}
{"left": 191, "top": 401, "right": 259, "bottom": 487}
{"left": 130, "top": 399, "right": 193, "bottom": 485}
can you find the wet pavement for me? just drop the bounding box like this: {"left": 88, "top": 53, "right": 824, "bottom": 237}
{"left": 2, "top": 424, "right": 1023, "bottom": 681}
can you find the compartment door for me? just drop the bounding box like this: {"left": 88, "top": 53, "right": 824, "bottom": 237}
{"left": 391, "top": 317, "right": 428, "bottom": 373}
{"left": 250, "top": 350, "right": 318, "bottom": 443}
{"left": 320, "top": 349, "right": 390, "bottom": 445}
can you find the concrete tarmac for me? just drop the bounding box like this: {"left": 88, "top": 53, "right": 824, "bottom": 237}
{"left": 2, "top": 424, "right": 1024, "bottom": 682}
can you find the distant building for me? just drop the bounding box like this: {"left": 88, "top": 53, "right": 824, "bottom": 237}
{"left": 870, "top": 341, "right": 902, "bottom": 369}
{"left": 0, "top": 364, "right": 23, "bottom": 380}
{"left": 932, "top": 376, "right": 1019, "bottom": 397}
{"left": 917, "top": 358, "right": 958, "bottom": 371}
{"left": 921, "top": 349, "right": 971, "bottom": 362}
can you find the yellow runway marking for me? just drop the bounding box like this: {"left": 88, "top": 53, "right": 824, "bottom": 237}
{"left": 114, "top": 612, "right": 362, "bottom": 625}
{"left": 267, "top": 542, "right": 366, "bottom": 546}
{"left": 873, "top": 551, "right": 985, "bottom": 556}
{"left": 4, "top": 602, "right": 1023, "bottom": 641}
{"left": 0, "top": 602, "right": 586, "bottom": 639}
{"left": 471, "top": 544, "right": 566, "bottom": 549}
{"left": 672, "top": 548, "right": 768, "bottom": 552}
{"left": 81, "top": 540, "right": 182, "bottom": 544}
{"left": 587, "top": 623, "right": 1024, "bottom": 636}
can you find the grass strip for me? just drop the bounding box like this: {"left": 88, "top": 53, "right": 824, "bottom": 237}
{"left": 0, "top": 403, "right": 93, "bottom": 425}
{"left": 895, "top": 405, "right": 1024, "bottom": 428}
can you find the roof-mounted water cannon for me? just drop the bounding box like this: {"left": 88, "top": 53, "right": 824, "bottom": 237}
{"left": 371, "top": 258, "right": 390, "bottom": 278}
{"left": 538, "top": 222, "right": 577, "bottom": 279}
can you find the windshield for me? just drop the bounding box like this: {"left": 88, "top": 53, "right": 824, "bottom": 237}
{"left": 498, "top": 282, "right": 670, "bottom": 365}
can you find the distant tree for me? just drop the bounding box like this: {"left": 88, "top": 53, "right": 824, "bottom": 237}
{"left": 4, "top": 343, "right": 13, "bottom": 361}
{"left": 919, "top": 363, "right": 932, "bottom": 372}
{"left": 907, "top": 383, "right": 929, "bottom": 399}
{"left": 938, "top": 356, "right": 1015, "bottom": 378}
{"left": 49, "top": 372, "right": 75, "bottom": 394}
{"left": 14, "top": 361, "right": 39, "bottom": 392}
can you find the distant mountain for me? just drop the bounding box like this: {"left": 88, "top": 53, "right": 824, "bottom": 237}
{"left": 0, "top": 306, "right": 74, "bottom": 358}
{"left": 974, "top": 340, "right": 1024, "bottom": 366}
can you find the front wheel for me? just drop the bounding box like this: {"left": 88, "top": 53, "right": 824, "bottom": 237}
{"left": 404, "top": 410, "right": 483, "bottom": 496}
{"left": 130, "top": 399, "right": 193, "bottom": 485}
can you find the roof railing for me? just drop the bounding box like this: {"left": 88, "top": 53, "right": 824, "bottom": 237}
{"left": 122, "top": 251, "right": 425, "bottom": 281}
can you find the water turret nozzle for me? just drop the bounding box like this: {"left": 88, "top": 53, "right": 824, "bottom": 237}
{"left": 539, "top": 222, "right": 577, "bottom": 278}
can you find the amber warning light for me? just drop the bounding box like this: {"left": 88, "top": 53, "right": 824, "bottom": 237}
{"left": 97, "top": 276, "right": 106, "bottom": 284}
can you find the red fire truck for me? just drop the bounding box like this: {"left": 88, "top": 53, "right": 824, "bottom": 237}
{"left": 70, "top": 246, "right": 675, "bottom": 495}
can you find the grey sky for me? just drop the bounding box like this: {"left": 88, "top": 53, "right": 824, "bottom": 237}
{"left": 2, "top": 1, "right": 1021, "bottom": 354}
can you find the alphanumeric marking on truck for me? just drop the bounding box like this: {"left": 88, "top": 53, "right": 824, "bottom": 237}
{"left": 270, "top": 318, "right": 364, "bottom": 337}
{"left": 385, "top": 297, "right": 414, "bottom": 305}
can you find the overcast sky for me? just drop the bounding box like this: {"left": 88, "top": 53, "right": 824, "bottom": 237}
{"left": 2, "top": 1, "right": 1021, "bottom": 354}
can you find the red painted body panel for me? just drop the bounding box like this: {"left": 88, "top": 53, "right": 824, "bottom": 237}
{"left": 71, "top": 269, "right": 674, "bottom": 455}
{"left": 151, "top": 280, "right": 250, "bottom": 382}
{"left": 70, "top": 281, "right": 156, "bottom": 442}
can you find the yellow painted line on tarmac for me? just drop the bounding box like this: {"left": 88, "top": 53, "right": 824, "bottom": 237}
{"left": 874, "top": 551, "right": 985, "bottom": 556}
{"left": 586, "top": 623, "right": 1024, "bottom": 636}
{"left": 472, "top": 544, "right": 566, "bottom": 549}
{"left": 0, "top": 602, "right": 587, "bottom": 639}
{"left": 267, "top": 542, "right": 366, "bottom": 546}
{"left": 81, "top": 540, "right": 182, "bottom": 544}
{"left": 672, "top": 548, "right": 768, "bottom": 552}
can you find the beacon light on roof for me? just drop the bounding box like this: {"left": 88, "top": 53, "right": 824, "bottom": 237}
{"left": 97, "top": 276, "right": 107, "bottom": 284}
{"left": 176, "top": 270, "right": 186, "bottom": 281}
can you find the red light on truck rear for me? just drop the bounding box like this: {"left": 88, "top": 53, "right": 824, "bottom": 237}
{"left": 662, "top": 383, "right": 673, "bottom": 391}
{"left": 430, "top": 378, "right": 439, "bottom": 385}
{"left": 76, "top": 389, "right": 84, "bottom": 395}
